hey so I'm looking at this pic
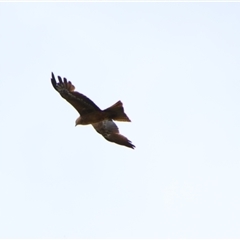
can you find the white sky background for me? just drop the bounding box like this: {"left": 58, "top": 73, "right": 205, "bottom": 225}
{"left": 0, "top": 2, "right": 240, "bottom": 238}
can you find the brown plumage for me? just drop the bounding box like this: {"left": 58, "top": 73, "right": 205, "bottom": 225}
{"left": 51, "top": 73, "right": 135, "bottom": 149}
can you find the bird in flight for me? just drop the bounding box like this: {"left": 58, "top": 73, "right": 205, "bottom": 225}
{"left": 51, "top": 73, "right": 135, "bottom": 149}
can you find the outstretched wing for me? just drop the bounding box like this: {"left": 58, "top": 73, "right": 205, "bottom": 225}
{"left": 51, "top": 72, "right": 101, "bottom": 115}
{"left": 92, "top": 120, "right": 135, "bottom": 149}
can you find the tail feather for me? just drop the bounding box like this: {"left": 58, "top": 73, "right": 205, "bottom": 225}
{"left": 103, "top": 101, "right": 131, "bottom": 122}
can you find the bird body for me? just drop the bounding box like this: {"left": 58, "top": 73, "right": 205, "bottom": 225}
{"left": 51, "top": 73, "right": 135, "bottom": 149}
{"left": 75, "top": 100, "right": 131, "bottom": 125}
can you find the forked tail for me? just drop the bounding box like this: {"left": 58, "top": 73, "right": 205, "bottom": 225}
{"left": 103, "top": 101, "right": 131, "bottom": 122}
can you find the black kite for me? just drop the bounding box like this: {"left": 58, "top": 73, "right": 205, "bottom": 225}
{"left": 51, "top": 73, "right": 135, "bottom": 149}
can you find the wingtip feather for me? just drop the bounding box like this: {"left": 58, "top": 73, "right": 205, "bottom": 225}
{"left": 58, "top": 76, "right": 63, "bottom": 83}
{"left": 51, "top": 72, "right": 58, "bottom": 90}
{"left": 127, "top": 141, "right": 136, "bottom": 149}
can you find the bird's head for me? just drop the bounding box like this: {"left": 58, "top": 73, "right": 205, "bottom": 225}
{"left": 75, "top": 116, "right": 81, "bottom": 126}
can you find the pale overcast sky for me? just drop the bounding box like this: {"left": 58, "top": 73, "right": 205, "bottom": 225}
{"left": 0, "top": 2, "right": 240, "bottom": 238}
